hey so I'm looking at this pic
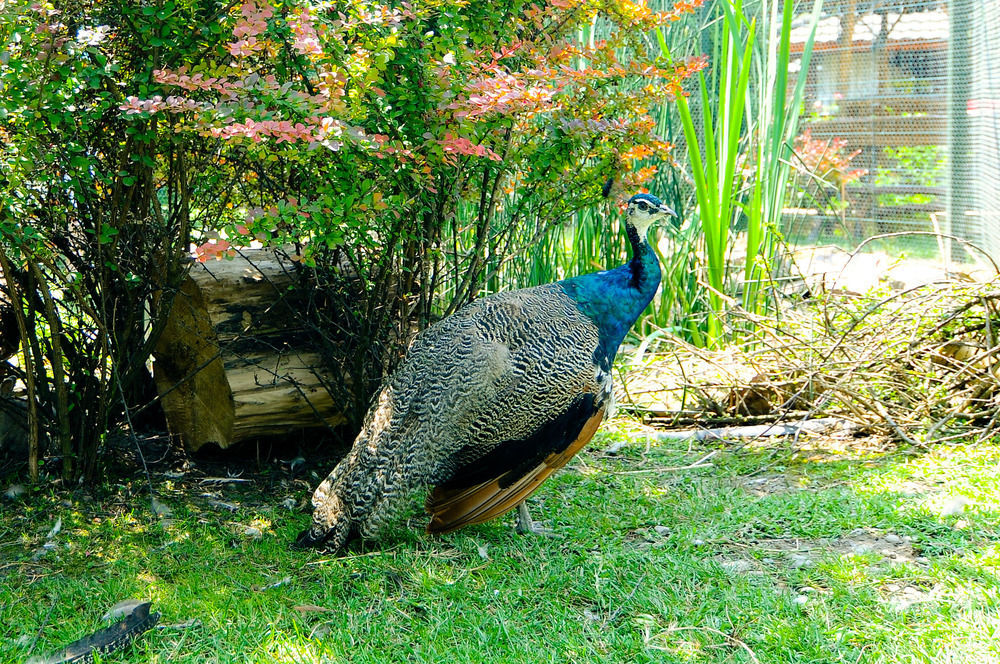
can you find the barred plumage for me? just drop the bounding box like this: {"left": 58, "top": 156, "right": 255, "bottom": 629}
{"left": 297, "top": 193, "right": 675, "bottom": 552}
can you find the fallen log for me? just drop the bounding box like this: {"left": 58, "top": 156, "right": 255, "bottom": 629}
{"left": 152, "top": 248, "right": 346, "bottom": 452}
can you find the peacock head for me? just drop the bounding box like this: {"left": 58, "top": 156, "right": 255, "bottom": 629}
{"left": 625, "top": 193, "right": 676, "bottom": 237}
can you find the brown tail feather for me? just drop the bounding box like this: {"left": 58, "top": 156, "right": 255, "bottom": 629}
{"left": 426, "top": 408, "right": 604, "bottom": 534}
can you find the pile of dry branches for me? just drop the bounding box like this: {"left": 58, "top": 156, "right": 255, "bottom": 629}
{"left": 621, "top": 276, "right": 1000, "bottom": 446}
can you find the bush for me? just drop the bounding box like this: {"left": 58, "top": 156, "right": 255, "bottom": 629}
{"left": 1, "top": 0, "right": 702, "bottom": 479}
{"left": 0, "top": 0, "right": 236, "bottom": 479}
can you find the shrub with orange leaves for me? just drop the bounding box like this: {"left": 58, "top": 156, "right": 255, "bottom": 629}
{"left": 1, "top": 0, "right": 707, "bottom": 450}
{"left": 119, "top": 0, "right": 705, "bottom": 264}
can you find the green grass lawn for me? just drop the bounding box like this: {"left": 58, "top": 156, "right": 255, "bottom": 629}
{"left": 2, "top": 427, "right": 1000, "bottom": 663}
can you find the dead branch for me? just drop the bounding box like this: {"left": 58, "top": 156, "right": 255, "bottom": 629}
{"left": 620, "top": 276, "right": 1000, "bottom": 447}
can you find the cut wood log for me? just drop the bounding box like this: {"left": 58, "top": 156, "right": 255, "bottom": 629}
{"left": 153, "top": 248, "right": 345, "bottom": 451}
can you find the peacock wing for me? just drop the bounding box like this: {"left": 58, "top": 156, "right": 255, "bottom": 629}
{"left": 425, "top": 393, "right": 606, "bottom": 534}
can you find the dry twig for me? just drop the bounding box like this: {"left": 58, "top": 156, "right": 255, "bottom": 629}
{"left": 620, "top": 276, "right": 1000, "bottom": 447}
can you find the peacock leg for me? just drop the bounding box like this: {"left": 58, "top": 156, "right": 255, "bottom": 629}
{"left": 515, "top": 500, "right": 554, "bottom": 536}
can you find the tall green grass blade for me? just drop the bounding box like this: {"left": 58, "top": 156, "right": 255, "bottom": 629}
{"left": 672, "top": 1, "right": 759, "bottom": 347}
{"left": 741, "top": 0, "right": 823, "bottom": 317}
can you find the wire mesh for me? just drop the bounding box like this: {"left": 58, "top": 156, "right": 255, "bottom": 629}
{"left": 961, "top": 0, "right": 1000, "bottom": 258}
{"left": 786, "top": 0, "right": 1000, "bottom": 263}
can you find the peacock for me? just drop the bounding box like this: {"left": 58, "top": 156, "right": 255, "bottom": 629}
{"left": 297, "top": 193, "right": 676, "bottom": 552}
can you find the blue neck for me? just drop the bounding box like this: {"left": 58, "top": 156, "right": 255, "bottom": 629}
{"left": 558, "top": 223, "right": 661, "bottom": 369}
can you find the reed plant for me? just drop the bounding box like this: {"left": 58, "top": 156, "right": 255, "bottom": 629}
{"left": 671, "top": 2, "right": 755, "bottom": 347}
{"left": 667, "top": 0, "right": 823, "bottom": 347}
{"left": 740, "top": 0, "right": 824, "bottom": 317}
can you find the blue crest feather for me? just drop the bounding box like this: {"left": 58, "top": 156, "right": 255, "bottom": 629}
{"left": 627, "top": 193, "right": 664, "bottom": 206}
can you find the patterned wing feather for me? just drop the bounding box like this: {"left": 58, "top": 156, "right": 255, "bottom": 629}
{"left": 426, "top": 404, "right": 605, "bottom": 533}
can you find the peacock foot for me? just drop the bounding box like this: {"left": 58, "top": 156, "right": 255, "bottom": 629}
{"left": 515, "top": 502, "right": 556, "bottom": 537}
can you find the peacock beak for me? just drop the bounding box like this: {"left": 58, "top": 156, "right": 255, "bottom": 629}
{"left": 658, "top": 204, "right": 677, "bottom": 217}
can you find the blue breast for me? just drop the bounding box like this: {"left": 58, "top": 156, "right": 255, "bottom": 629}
{"left": 557, "top": 239, "right": 661, "bottom": 369}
